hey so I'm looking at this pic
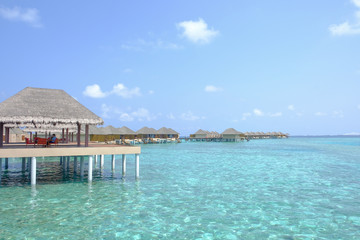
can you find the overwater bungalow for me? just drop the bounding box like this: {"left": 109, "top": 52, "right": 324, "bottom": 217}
{"left": 136, "top": 127, "right": 157, "bottom": 143}
{"left": 190, "top": 129, "right": 210, "bottom": 139}
{"left": 221, "top": 128, "right": 245, "bottom": 142}
{"left": 0, "top": 87, "right": 142, "bottom": 184}
{"left": 154, "top": 127, "right": 180, "bottom": 143}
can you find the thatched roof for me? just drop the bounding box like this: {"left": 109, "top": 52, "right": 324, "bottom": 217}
{"left": 222, "top": 128, "right": 241, "bottom": 135}
{"left": 0, "top": 87, "right": 103, "bottom": 125}
{"left": 155, "top": 127, "right": 179, "bottom": 135}
{"left": 119, "top": 126, "right": 135, "bottom": 134}
{"left": 167, "top": 128, "right": 179, "bottom": 135}
{"left": 157, "top": 127, "right": 170, "bottom": 135}
{"left": 136, "top": 127, "right": 157, "bottom": 135}
{"left": 194, "top": 129, "right": 209, "bottom": 135}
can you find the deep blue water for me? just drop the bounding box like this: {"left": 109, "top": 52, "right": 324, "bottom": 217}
{"left": 0, "top": 137, "right": 359, "bottom": 239}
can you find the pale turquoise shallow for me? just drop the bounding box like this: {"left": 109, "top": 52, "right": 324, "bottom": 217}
{"left": 0, "top": 137, "right": 360, "bottom": 239}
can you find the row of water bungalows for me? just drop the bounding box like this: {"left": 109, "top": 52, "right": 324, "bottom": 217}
{"left": 187, "top": 128, "right": 289, "bottom": 142}
{"left": 1, "top": 125, "right": 180, "bottom": 145}
{"left": 89, "top": 126, "right": 180, "bottom": 145}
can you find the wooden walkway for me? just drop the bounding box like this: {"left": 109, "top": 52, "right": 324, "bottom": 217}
{"left": 0, "top": 142, "right": 140, "bottom": 158}
{"left": 0, "top": 142, "right": 141, "bottom": 185}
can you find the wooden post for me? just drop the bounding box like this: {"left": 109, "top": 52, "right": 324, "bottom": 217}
{"left": 85, "top": 124, "right": 89, "bottom": 147}
{"left": 72, "top": 132, "right": 74, "bottom": 142}
{"left": 0, "top": 158, "right": 2, "bottom": 184}
{"left": 135, "top": 154, "right": 140, "bottom": 179}
{"left": 74, "top": 156, "right": 78, "bottom": 173}
{"left": 111, "top": 154, "right": 115, "bottom": 171}
{"left": 66, "top": 156, "right": 70, "bottom": 171}
{"left": 80, "top": 156, "right": 84, "bottom": 177}
{"left": 77, "top": 123, "right": 81, "bottom": 147}
{"left": 27, "top": 157, "right": 31, "bottom": 171}
{"left": 22, "top": 157, "right": 26, "bottom": 172}
{"left": 31, "top": 157, "right": 36, "bottom": 185}
{"left": 0, "top": 122, "right": 3, "bottom": 148}
{"left": 5, "top": 127, "right": 10, "bottom": 144}
{"left": 65, "top": 128, "right": 69, "bottom": 143}
{"left": 5, "top": 158, "right": 8, "bottom": 169}
{"left": 122, "top": 154, "right": 126, "bottom": 177}
{"left": 88, "top": 156, "right": 93, "bottom": 182}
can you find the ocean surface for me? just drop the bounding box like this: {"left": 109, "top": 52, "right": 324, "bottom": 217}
{"left": 0, "top": 137, "right": 360, "bottom": 239}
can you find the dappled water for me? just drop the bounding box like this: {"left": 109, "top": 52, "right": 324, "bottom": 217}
{"left": 1, "top": 137, "right": 360, "bottom": 239}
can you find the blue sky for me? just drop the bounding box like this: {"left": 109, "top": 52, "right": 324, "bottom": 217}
{"left": 1, "top": 0, "right": 359, "bottom": 135}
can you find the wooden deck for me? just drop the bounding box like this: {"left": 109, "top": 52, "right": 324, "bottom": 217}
{"left": 0, "top": 142, "right": 141, "bottom": 158}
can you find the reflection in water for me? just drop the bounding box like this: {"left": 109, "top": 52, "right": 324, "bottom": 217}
{"left": 30, "top": 185, "right": 38, "bottom": 209}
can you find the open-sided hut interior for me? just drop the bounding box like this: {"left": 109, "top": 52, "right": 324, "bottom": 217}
{"left": 0, "top": 87, "right": 103, "bottom": 147}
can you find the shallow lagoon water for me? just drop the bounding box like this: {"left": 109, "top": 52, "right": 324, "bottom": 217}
{"left": 0, "top": 137, "right": 360, "bottom": 239}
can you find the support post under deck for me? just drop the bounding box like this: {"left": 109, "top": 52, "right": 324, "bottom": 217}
{"left": 31, "top": 157, "right": 36, "bottom": 185}
{"left": 135, "top": 154, "right": 140, "bottom": 179}
{"left": 88, "top": 156, "right": 93, "bottom": 182}
{"left": 122, "top": 154, "right": 126, "bottom": 177}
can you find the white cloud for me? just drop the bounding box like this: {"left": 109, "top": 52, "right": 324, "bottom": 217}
{"left": 119, "top": 108, "right": 156, "bottom": 122}
{"left": 83, "top": 84, "right": 108, "bottom": 98}
{"left": 329, "top": 22, "right": 360, "bottom": 35}
{"left": 357, "top": 104, "right": 360, "bottom": 110}
{"left": 180, "top": 111, "right": 205, "bottom": 121}
{"left": 353, "top": 0, "right": 360, "bottom": 8}
{"left": 315, "top": 112, "right": 327, "bottom": 116}
{"left": 177, "top": 18, "right": 219, "bottom": 44}
{"left": 119, "top": 113, "right": 134, "bottom": 122}
{"left": 101, "top": 103, "right": 112, "bottom": 118}
{"left": 131, "top": 108, "right": 156, "bottom": 121}
{"left": 148, "top": 90, "right": 155, "bottom": 95}
{"left": 0, "top": 6, "right": 42, "bottom": 27}
{"left": 167, "top": 113, "right": 176, "bottom": 120}
{"left": 123, "top": 68, "right": 133, "bottom": 73}
{"left": 253, "top": 108, "right": 264, "bottom": 116}
{"left": 288, "top": 105, "right": 295, "bottom": 111}
{"left": 121, "top": 38, "right": 182, "bottom": 51}
{"left": 329, "top": 1, "right": 360, "bottom": 35}
{"left": 83, "top": 83, "right": 141, "bottom": 99}
{"left": 204, "top": 85, "right": 223, "bottom": 92}
{"left": 112, "top": 83, "right": 141, "bottom": 98}
{"left": 242, "top": 112, "right": 251, "bottom": 121}
{"left": 269, "top": 112, "right": 282, "bottom": 117}
{"left": 332, "top": 110, "right": 344, "bottom": 118}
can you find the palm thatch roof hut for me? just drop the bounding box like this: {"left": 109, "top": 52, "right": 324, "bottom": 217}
{"left": 191, "top": 129, "right": 209, "bottom": 138}
{"left": 221, "top": 128, "right": 245, "bottom": 141}
{"left": 136, "top": 127, "right": 157, "bottom": 138}
{"left": 155, "top": 127, "right": 180, "bottom": 139}
{"left": 0, "top": 87, "right": 103, "bottom": 147}
{"left": 119, "top": 126, "right": 135, "bottom": 135}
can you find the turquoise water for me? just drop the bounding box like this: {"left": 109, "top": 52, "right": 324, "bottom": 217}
{"left": 0, "top": 137, "right": 360, "bottom": 239}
